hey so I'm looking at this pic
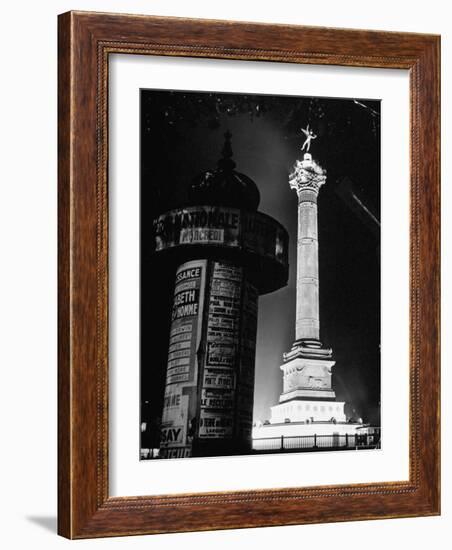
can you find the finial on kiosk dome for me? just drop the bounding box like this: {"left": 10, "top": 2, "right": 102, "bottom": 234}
{"left": 217, "top": 130, "right": 236, "bottom": 171}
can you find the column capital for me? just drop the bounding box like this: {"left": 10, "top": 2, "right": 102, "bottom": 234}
{"left": 289, "top": 153, "right": 327, "bottom": 198}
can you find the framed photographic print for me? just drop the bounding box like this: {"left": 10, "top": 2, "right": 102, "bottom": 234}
{"left": 58, "top": 11, "right": 440, "bottom": 538}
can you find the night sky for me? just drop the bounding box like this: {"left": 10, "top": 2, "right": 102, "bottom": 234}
{"left": 140, "top": 89, "right": 380, "bottom": 448}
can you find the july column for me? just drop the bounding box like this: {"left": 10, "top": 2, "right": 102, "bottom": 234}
{"left": 289, "top": 152, "right": 327, "bottom": 343}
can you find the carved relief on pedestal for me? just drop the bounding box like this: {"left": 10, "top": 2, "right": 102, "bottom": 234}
{"left": 281, "top": 359, "right": 334, "bottom": 396}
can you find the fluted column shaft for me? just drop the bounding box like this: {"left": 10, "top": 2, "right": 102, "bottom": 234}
{"left": 296, "top": 189, "right": 320, "bottom": 340}
{"left": 289, "top": 153, "right": 326, "bottom": 343}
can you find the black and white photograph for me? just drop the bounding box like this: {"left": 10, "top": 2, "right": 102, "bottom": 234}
{"left": 140, "top": 89, "right": 381, "bottom": 460}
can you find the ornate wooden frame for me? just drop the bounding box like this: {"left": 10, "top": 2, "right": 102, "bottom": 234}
{"left": 58, "top": 11, "right": 440, "bottom": 539}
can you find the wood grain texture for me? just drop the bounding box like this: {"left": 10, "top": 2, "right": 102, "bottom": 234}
{"left": 57, "top": 10, "right": 72, "bottom": 538}
{"left": 57, "top": 11, "right": 440, "bottom": 539}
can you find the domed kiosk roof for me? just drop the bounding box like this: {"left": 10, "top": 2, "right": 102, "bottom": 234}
{"left": 188, "top": 131, "right": 260, "bottom": 211}
{"left": 152, "top": 130, "right": 289, "bottom": 295}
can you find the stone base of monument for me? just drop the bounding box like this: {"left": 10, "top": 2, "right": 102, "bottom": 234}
{"left": 270, "top": 398, "right": 347, "bottom": 424}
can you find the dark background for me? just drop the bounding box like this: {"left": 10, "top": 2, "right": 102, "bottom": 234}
{"left": 140, "top": 89, "right": 381, "bottom": 449}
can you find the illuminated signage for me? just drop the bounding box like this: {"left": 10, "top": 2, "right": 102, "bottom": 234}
{"left": 153, "top": 206, "right": 288, "bottom": 266}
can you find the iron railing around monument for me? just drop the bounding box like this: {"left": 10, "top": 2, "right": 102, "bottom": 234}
{"left": 252, "top": 432, "right": 381, "bottom": 452}
{"left": 140, "top": 432, "right": 381, "bottom": 458}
